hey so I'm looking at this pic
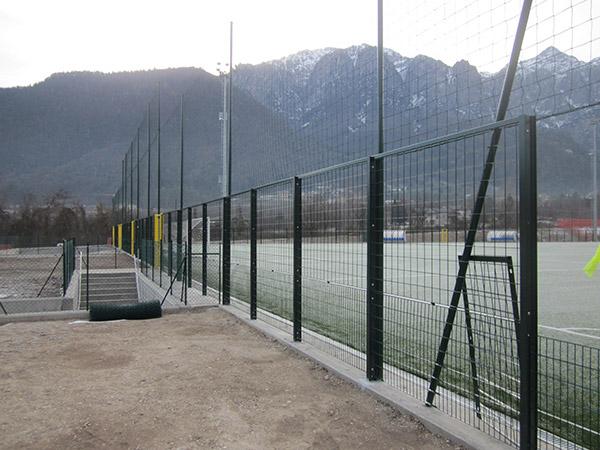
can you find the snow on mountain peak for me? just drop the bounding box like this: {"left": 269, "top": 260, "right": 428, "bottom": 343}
{"left": 277, "top": 48, "right": 335, "bottom": 78}
{"left": 520, "top": 46, "right": 582, "bottom": 72}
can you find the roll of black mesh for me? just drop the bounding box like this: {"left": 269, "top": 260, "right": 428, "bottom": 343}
{"left": 89, "top": 301, "right": 162, "bottom": 321}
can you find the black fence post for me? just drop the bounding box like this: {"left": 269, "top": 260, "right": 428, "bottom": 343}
{"left": 176, "top": 209, "right": 183, "bottom": 281}
{"left": 222, "top": 197, "right": 231, "bottom": 305}
{"left": 62, "top": 239, "right": 67, "bottom": 295}
{"left": 519, "top": 115, "right": 538, "bottom": 450}
{"left": 159, "top": 218, "right": 163, "bottom": 288}
{"left": 293, "top": 177, "right": 302, "bottom": 342}
{"left": 151, "top": 215, "right": 155, "bottom": 282}
{"left": 187, "top": 207, "right": 192, "bottom": 288}
{"left": 86, "top": 243, "right": 90, "bottom": 311}
{"left": 71, "top": 238, "right": 76, "bottom": 282}
{"left": 168, "top": 212, "right": 173, "bottom": 278}
{"left": 367, "top": 156, "right": 384, "bottom": 381}
{"left": 250, "top": 189, "right": 257, "bottom": 320}
{"left": 202, "top": 204, "right": 208, "bottom": 296}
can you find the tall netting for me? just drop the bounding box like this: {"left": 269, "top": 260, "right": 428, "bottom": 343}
{"left": 148, "top": 94, "right": 160, "bottom": 216}
{"left": 159, "top": 96, "right": 183, "bottom": 212}
{"left": 231, "top": 13, "right": 378, "bottom": 191}
{"left": 182, "top": 76, "right": 224, "bottom": 207}
{"left": 137, "top": 113, "right": 150, "bottom": 219}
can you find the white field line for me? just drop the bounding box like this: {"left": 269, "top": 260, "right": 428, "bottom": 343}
{"left": 540, "top": 325, "right": 600, "bottom": 341}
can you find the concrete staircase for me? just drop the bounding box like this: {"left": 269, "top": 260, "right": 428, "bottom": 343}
{"left": 79, "top": 270, "right": 138, "bottom": 309}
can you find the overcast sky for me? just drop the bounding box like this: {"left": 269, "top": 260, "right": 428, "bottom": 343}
{"left": 0, "top": 0, "right": 597, "bottom": 88}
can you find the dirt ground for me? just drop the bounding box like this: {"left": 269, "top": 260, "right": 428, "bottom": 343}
{"left": 0, "top": 308, "right": 459, "bottom": 450}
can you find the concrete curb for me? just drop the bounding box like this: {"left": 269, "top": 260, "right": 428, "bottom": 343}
{"left": 0, "top": 303, "right": 217, "bottom": 325}
{"left": 222, "top": 304, "right": 511, "bottom": 450}
{"left": 162, "top": 304, "right": 218, "bottom": 315}
{"left": 0, "top": 310, "right": 89, "bottom": 325}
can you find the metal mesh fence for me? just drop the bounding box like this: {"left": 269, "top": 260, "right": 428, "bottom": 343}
{"left": 205, "top": 200, "right": 223, "bottom": 302}
{"left": 538, "top": 336, "right": 600, "bottom": 449}
{"left": 230, "top": 193, "right": 250, "bottom": 314}
{"left": 255, "top": 181, "right": 294, "bottom": 332}
{"left": 302, "top": 162, "right": 368, "bottom": 371}
{"left": 0, "top": 239, "right": 77, "bottom": 314}
{"left": 379, "top": 122, "right": 523, "bottom": 445}
{"left": 107, "top": 2, "right": 600, "bottom": 448}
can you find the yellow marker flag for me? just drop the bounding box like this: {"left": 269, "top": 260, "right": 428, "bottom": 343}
{"left": 583, "top": 244, "right": 600, "bottom": 277}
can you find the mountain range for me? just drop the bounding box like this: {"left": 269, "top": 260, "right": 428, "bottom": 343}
{"left": 0, "top": 45, "right": 597, "bottom": 207}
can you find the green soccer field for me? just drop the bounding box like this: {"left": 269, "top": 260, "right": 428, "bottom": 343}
{"left": 196, "top": 241, "right": 600, "bottom": 345}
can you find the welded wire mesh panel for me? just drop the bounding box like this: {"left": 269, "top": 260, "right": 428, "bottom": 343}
{"left": 230, "top": 193, "right": 251, "bottom": 314}
{"left": 302, "top": 161, "right": 368, "bottom": 371}
{"left": 206, "top": 200, "right": 222, "bottom": 302}
{"left": 159, "top": 211, "right": 171, "bottom": 281}
{"left": 256, "top": 181, "right": 293, "bottom": 332}
{"left": 189, "top": 206, "right": 203, "bottom": 287}
{"left": 538, "top": 337, "right": 600, "bottom": 449}
{"left": 382, "top": 121, "right": 521, "bottom": 446}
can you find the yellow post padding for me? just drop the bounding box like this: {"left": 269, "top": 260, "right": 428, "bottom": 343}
{"left": 154, "top": 214, "right": 164, "bottom": 242}
{"left": 441, "top": 228, "right": 449, "bottom": 243}
{"left": 112, "top": 226, "right": 115, "bottom": 247}
{"left": 117, "top": 224, "right": 123, "bottom": 249}
{"left": 153, "top": 214, "right": 163, "bottom": 268}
